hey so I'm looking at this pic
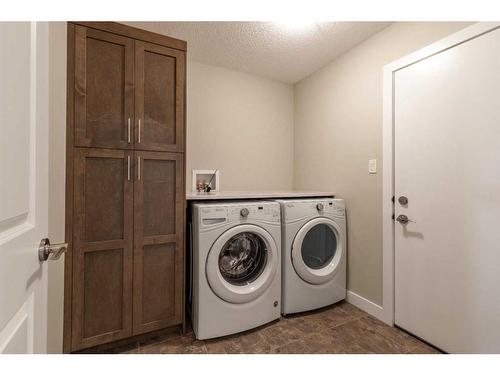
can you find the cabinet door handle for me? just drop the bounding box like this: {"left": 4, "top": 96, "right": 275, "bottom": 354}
{"left": 137, "top": 156, "right": 141, "bottom": 181}
{"left": 138, "top": 119, "right": 141, "bottom": 143}
{"left": 127, "top": 155, "right": 131, "bottom": 181}
{"left": 127, "top": 118, "right": 131, "bottom": 143}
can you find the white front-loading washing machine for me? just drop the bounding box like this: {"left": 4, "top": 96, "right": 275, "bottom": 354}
{"left": 277, "top": 198, "right": 346, "bottom": 315}
{"left": 191, "top": 201, "right": 281, "bottom": 340}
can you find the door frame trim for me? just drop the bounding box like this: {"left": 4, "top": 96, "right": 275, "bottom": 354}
{"left": 381, "top": 22, "right": 500, "bottom": 326}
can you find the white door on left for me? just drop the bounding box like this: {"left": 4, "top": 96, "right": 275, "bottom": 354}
{"left": 0, "top": 22, "right": 51, "bottom": 354}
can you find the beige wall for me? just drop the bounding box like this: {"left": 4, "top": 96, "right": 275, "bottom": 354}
{"left": 187, "top": 61, "right": 294, "bottom": 191}
{"left": 294, "top": 22, "right": 473, "bottom": 306}
{"left": 47, "top": 21, "right": 67, "bottom": 353}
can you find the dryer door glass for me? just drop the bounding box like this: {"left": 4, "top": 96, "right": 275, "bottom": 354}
{"left": 301, "top": 224, "right": 337, "bottom": 270}
{"left": 218, "top": 232, "right": 268, "bottom": 286}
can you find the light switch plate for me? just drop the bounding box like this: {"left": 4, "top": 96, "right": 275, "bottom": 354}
{"left": 369, "top": 159, "right": 377, "bottom": 174}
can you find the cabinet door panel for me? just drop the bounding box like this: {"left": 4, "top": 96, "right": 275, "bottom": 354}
{"left": 84, "top": 157, "right": 124, "bottom": 241}
{"left": 74, "top": 26, "right": 134, "bottom": 149}
{"left": 133, "top": 151, "right": 184, "bottom": 335}
{"left": 135, "top": 41, "right": 185, "bottom": 152}
{"left": 142, "top": 158, "right": 176, "bottom": 236}
{"left": 142, "top": 243, "right": 176, "bottom": 323}
{"left": 83, "top": 248, "right": 124, "bottom": 338}
{"left": 72, "top": 148, "right": 133, "bottom": 351}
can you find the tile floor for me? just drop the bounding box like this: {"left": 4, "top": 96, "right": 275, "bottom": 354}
{"left": 94, "top": 302, "right": 441, "bottom": 354}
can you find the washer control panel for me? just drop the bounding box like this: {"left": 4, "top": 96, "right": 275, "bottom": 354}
{"left": 198, "top": 201, "right": 280, "bottom": 226}
{"left": 227, "top": 203, "right": 280, "bottom": 223}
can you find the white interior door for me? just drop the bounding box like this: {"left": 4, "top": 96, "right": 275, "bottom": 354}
{"left": 0, "top": 22, "right": 50, "bottom": 354}
{"left": 394, "top": 27, "right": 500, "bottom": 353}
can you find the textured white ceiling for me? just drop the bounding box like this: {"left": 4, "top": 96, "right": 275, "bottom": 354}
{"left": 124, "top": 22, "right": 391, "bottom": 83}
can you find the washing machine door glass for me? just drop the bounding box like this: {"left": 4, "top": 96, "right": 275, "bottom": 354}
{"left": 206, "top": 224, "right": 279, "bottom": 304}
{"left": 292, "top": 217, "right": 344, "bottom": 285}
{"left": 219, "top": 232, "right": 268, "bottom": 286}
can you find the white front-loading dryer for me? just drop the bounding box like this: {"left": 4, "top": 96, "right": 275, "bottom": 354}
{"left": 192, "top": 201, "right": 281, "bottom": 340}
{"left": 277, "top": 198, "right": 346, "bottom": 315}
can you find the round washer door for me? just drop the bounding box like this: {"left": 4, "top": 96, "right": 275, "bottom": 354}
{"left": 206, "top": 224, "right": 279, "bottom": 304}
{"left": 291, "top": 217, "right": 344, "bottom": 285}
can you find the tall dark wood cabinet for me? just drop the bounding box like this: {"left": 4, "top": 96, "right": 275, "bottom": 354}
{"left": 132, "top": 152, "right": 184, "bottom": 335}
{"left": 135, "top": 41, "right": 185, "bottom": 152}
{"left": 73, "top": 26, "right": 135, "bottom": 149}
{"left": 65, "top": 22, "right": 186, "bottom": 353}
{"left": 71, "top": 148, "right": 134, "bottom": 349}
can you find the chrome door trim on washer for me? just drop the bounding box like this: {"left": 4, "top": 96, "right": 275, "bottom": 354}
{"left": 206, "top": 224, "right": 279, "bottom": 304}
{"left": 291, "top": 217, "right": 344, "bottom": 285}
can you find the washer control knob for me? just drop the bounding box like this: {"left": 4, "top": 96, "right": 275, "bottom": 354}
{"left": 240, "top": 208, "right": 249, "bottom": 217}
{"left": 316, "top": 203, "right": 324, "bottom": 211}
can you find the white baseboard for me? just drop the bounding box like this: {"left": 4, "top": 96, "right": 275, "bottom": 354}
{"left": 346, "top": 290, "right": 389, "bottom": 324}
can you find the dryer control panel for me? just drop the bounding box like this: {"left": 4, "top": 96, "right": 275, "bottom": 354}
{"left": 279, "top": 198, "right": 345, "bottom": 222}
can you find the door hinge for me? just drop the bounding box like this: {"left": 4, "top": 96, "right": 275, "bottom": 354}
{"left": 391, "top": 196, "right": 395, "bottom": 204}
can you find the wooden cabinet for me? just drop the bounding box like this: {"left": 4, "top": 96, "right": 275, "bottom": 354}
{"left": 65, "top": 22, "right": 186, "bottom": 353}
{"left": 72, "top": 25, "right": 185, "bottom": 153}
{"left": 72, "top": 148, "right": 134, "bottom": 349}
{"left": 74, "top": 26, "right": 134, "bottom": 149}
{"left": 133, "top": 152, "right": 184, "bottom": 334}
{"left": 135, "top": 42, "right": 185, "bottom": 152}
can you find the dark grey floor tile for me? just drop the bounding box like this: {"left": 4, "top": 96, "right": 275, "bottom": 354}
{"left": 108, "top": 302, "right": 439, "bottom": 355}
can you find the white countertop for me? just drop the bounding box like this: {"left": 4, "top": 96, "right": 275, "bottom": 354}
{"left": 186, "top": 190, "right": 335, "bottom": 201}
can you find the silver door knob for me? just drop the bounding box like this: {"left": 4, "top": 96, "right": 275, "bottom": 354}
{"left": 398, "top": 196, "right": 409, "bottom": 205}
{"left": 396, "top": 214, "right": 415, "bottom": 225}
{"left": 240, "top": 208, "right": 249, "bottom": 217}
{"left": 38, "top": 238, "right": 68, "bottom": 262}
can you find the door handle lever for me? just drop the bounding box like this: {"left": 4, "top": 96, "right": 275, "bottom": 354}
{"left": 396, "top": 214, "right": 415, "bottom": 225}
{"left": 38, "top": 238, "right": 68, "bottom": 262}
